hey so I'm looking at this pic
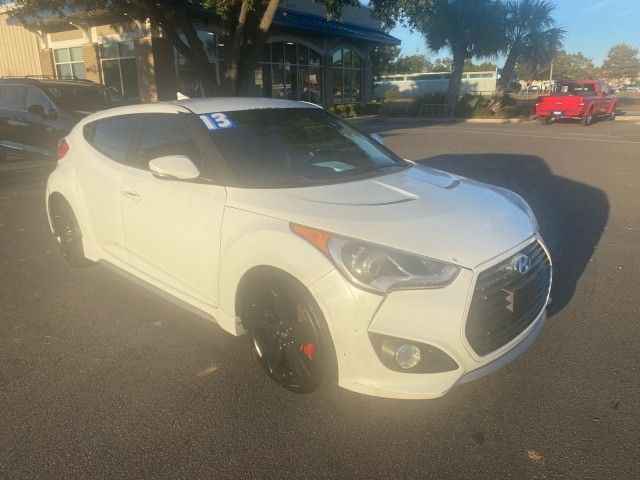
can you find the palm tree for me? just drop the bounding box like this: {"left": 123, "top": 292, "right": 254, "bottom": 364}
{"left": 415, "top": 0, "right": 506, "bottom": 116}
{"left": 497, "top": 0, "right": 565, "bottom": 92}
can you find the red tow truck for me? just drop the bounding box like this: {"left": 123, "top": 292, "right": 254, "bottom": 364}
{"left": 535, "top": 80, "right": 617, "bottom": 126}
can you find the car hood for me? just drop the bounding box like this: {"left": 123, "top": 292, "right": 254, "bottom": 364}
{"left": 226, "top": 164, "right": 536, "bottom": 268}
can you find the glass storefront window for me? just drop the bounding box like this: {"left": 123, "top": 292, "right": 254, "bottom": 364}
{"left": 332, "top": 48, "right": 363, "bottom": 104}
{"left": 99, "top": 40, "right": 139, "bottom": 99}
{"left": 54, "top": 47, "right": 86, "bottom": 80}
{"left": 258, "top": 42, "right": 324, "bottom": 104}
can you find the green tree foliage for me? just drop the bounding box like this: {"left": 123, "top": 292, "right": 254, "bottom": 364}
{"left": 602, "top": 44, "right": 640, "bottom": 83}
{"left": 432, "top": 57, "right": 452, "bottom": 71}
{"left": 371, "top": 45, "right": 401, "bottom": 76}
{"left": 496, "top": 0, "right": 564, "bottom": 91}
{"left": 390, "top": 54, "right": 433, "bottom": 74}
{"left": 377, "top": 0, "right": 506, "bottom": 116}
{"left": 516, "top": 51, "right": 597, "bottom": 81}
{"left": 464, "top": 60, "right": 498, "bottom": 72}
{"left": 9, "top": 0, "right": 360, "bottom": 95}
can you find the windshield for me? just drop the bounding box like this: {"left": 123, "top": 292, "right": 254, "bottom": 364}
{"left": 45, "top": 84, "right": 129, "bottom": 112}
{"left": 202, "top": 108, "right": 408, "bottom": 188}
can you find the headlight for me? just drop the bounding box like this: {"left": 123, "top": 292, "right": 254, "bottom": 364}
{"left": 291, "top": 224, "right": 460, "bottom": 294}
{"left": 489, "top": 185, "right": 539, "bottom": 230}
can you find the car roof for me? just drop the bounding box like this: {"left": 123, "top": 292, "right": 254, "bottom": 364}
{"left": 0, "top": 77, "right": 101, "bottom": 87}
{"left": 168, "top": 97, "right": 321, "bottom": 114}
{"left": 73, "top": 97, "right": 321, "bottom": 128}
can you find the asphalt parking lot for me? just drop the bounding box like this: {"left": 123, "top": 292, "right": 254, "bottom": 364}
{"left": 1, "top": 118, "right": 639, "bottom": 479}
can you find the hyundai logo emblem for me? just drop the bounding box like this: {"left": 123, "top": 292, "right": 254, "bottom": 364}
{"left": 510, "top": 254, "right": 532, "bottom": 275}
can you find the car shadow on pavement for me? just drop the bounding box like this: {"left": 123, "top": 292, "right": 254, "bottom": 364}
{"left": 420, "top": 153, "right": 609, "bottom": 317}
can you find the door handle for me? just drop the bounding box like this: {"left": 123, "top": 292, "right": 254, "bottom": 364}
{"left": 122, "top": 191, "right": 141, "bottom": 201}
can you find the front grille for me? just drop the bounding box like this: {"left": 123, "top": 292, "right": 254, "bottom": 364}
{"left": 465, "top": 241, "right": 551, "bottom": 356}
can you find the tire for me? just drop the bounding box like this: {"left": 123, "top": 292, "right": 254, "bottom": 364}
{"left": 539, "top": 116, "right": 551, "bottom": 125}
{"left": 49, "top": 197, "right": 92, "bottom": 267}
{"left": 240, "top": 271, "right": 337, "bottom": 394}
{"left": 581, "top": 113, "right": 592, "bottom": 126}
{"left": 609, "top": 112, "right": 616, "bottom": 121}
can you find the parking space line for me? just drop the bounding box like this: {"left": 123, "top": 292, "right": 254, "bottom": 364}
{"left": 393, "top": 126, "right": 640, "bottom": 145}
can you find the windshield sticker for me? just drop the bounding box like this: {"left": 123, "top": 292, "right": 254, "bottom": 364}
{"left": 312, "top": 161, "right": 356, "bottom": 172}
{"left": 199, "top": 112, "right": 236, "bottom": 130}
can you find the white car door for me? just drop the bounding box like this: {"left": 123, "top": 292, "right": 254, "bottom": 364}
{"left": 77, "top": 114, "right": 141, "bottom": 263}
{"left": 120, "top": 113, "right": 226, "bottom": 306}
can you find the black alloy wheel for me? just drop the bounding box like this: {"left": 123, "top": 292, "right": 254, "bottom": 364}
{"left": 243, "top": 274, "right": 334, "bottom": 393}
{"left": 50, "top": 198, "right": 89, "bottom": 267}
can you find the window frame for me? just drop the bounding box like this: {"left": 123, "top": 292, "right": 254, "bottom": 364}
{"left": 53, "top": 46, "right": 86, "bottom": 80}
{"left": 331, "top": 48, "right": 363, "bottom": 105}
{"left": 99, "top": 40, "right": 139, "bottom": 99}
{"left": 258, "top": 41, "right": 324, "bottom": 104}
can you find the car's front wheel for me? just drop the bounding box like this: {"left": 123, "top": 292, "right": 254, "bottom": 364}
{"left": 241, "top": 272, "right": 336, "bottom": 393}
{"left": 581, "top": 113, "right": 593, "bottom": 126}
{"left": 49, "top": 196, "right": 91, "bottom": 267}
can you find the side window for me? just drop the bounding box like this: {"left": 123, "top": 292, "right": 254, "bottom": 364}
{"left": 0, "top": 85, "right": 27, "bottom": 111}
{"left": 135, "top": 114, "right": 201, "bottom": 168}
{"left": 26, "top": 88, "right": 55, "bottom": 115}
{"left": 90, "top": 116, "right": 140, "bottom": 165}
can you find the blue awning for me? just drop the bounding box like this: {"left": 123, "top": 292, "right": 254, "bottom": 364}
{"left": 273, "top": 9, "right": 400, "bottom": 45}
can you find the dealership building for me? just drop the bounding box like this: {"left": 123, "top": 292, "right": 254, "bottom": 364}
{"left": 0, "top": 1, "right": 399, "bottom": 106}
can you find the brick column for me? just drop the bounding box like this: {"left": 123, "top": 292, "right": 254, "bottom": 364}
{"left": 151, "top": 37, "right": 177, "bottom": 101}
{"left": 82, "top": 43, "right": 101, "bottom": 83}
{"left": 39, "top": 48, "right": 55, "bottom": 78}
{"left": 134, "top": 36, "right": 157, "bottom": 102}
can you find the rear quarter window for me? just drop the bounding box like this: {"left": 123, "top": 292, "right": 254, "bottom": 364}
{"left": 88, "top": 116, "right": 140, "bottom": 165}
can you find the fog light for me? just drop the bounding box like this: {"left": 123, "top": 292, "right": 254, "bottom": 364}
{"left": 373, "top": 335, "right": 459, "bottom": 373}
{"left": 394, "top": 344, "right": 422, "bottom": 369}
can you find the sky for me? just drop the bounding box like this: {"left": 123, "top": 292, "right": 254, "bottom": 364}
{"left": 390, "top": 0, "right": 640, "bottom": 66}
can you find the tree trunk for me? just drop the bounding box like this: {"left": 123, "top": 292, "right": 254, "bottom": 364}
{"left": 157, "top": 17, "right": 219, "bottom": 96}
{"left": 224, "top": 0, "right": 250, "bottom": 95}
{"left": 446, "top": 49, "right": 466, "bottom": 118}
{"left": 497, "top": 49, "right": 518, "bottom": 92}
{"left": 236, "top": 0, "right": 280, "bottom": 95}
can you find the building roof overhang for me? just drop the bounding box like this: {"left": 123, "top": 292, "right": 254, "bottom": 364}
{"left": 7, "top": 1, "right": 400, "bottom": 45}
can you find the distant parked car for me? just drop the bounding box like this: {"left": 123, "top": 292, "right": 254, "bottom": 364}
{"left": 536, "top": 80, "right": 616, "bottom": 126}
{"left": 0, "top": 76, "right": 129, "bottom": 157}
{"left": 617, "top": 84, "right": 639, "bottom": 93}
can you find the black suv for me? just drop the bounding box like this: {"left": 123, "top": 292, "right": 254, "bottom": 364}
{"left": 0, "top": 77, "right": 129, "bottom": 157}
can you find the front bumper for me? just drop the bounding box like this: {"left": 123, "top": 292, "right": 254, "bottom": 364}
{"left": 307, "top": 236, "right": 551, "bottom": 400}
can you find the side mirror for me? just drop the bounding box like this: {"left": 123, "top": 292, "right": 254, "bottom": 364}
{"left": 27, "top": 104, "right": 45, "bottom": 116}
{"left": 148, "top": 155, "right": 200, "bottom": 180}
{"left": 371, "top": 133, "right": 384, "bottom": 144}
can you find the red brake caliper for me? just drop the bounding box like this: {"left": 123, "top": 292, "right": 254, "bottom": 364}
{"left": 299, "top": 343, "right": 316, "bottom": 360}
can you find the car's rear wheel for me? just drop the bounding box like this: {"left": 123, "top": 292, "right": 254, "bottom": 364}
{"left": 539, "top": 116, "right": 551, "bottom": 125}
{"left": 241, "top": 272, "right": 336, "bottom": 393}
{"left": 609, "top": 112, "right": 616, "bottom": 121}
{"left": 49, "top": 197, "right": 91, "bottom": 267}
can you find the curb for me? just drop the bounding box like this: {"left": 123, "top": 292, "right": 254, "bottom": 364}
{"left": 348, "top": 115, "right": 640, "bottom": 124}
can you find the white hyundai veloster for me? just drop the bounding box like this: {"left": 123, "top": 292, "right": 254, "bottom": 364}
{"left": 46, "top": 98, "right": 552, "bottom": 399}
